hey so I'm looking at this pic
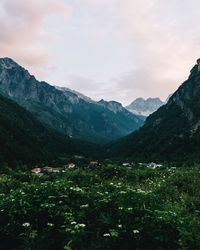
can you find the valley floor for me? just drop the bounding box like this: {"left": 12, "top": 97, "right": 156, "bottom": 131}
{"left": 0, "top": 164, "right": 199, "bottom": 249}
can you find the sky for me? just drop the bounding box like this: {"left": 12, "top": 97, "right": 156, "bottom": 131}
{"left": 0, "top": 0, "right": 200, "bottom": 105}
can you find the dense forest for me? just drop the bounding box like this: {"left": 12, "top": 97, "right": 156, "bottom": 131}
{"left": 0, "top": 94, "right": 100, "bottom": 166}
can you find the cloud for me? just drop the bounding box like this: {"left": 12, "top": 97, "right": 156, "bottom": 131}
{"left": 0, "top": 0, "right": 71, "bottom": 69}
{"left": 65, "top": 75, "right": 106, "bottom": 101}
{"left": 79, "top": 0, "right": 200, "bottom": 104}
{"left": 113, "top": 0, "right": 200, "bottom": 102}
{"left": 1, "top": 0, "right": 200, "bottom": 105}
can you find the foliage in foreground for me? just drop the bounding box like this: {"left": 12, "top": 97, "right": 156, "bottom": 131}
{"left": 0, "top": 165, "right": 200, "bottom": 249}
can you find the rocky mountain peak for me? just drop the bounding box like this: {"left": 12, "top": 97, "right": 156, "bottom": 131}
{"left": 0, "top": 57, "right": 19, "bottom": 69}
{"left": 55, "top": 86, "right": 95, "bottom": 103}
{"left": 0, "top": 57, "right": 32, "bottom": 84}
{"left": 98, "top": 99, "right": 124, "bottom": 113}
{"left": 0, "top": 57, "right": 144, "bottom": 143}
{"left": 126, "top": 97, "right": 164, "bottom": 117}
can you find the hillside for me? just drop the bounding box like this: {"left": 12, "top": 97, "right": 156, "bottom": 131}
{"left": 0, "top": 94, "right": 98, "bottom": 165}
{"left": 110, "top": 60, "right": 200, "bottom": 163}
{"left": 0, "top": 58, "right": 144, "bottom": 143}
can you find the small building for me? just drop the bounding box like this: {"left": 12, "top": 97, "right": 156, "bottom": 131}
{"left": 42, "top": 166, "right": 61, "bottom": 173}
{"left": 31, "top": 167, "right": 41, "bottom": 174}
{"left": 147, "top": 162, "right": 162, "bottom": 169}
{"left": 122, "top": 163, "right": 131, "bottom": 167}
{"left": 65, "top": 163, "right": 76, "bottom": 169}
{"left": 51, "top": 168, "right": 60, "bottom": 173}
{"left": 89, "top": 161, "right": 98, "bottom": 166}
{"left": 42, "top": 166, "right": 53, "bottom": 173}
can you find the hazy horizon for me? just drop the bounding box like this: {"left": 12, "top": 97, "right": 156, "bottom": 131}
{"left": 1, "top": 0, "right": 200, "bottom": 105}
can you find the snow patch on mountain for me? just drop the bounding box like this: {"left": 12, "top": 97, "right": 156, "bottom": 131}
{"left": 126, "top": 97, "right": 164, "bottom": 117}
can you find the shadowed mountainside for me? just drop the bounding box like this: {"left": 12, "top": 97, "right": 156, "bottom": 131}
{"left": 0, "top": 58, "right": 144, "bottom": 144}
{"left": 110, "top": 61, "right": 200, "bottom": 163}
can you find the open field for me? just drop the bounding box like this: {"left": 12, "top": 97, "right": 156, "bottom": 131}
{"left": 0, "top": 164, "right": 200, "bottom": 249}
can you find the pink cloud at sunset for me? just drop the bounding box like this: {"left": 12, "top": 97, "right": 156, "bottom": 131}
{"left": 1, "top": 0, "right": 200, "bottom": 105}
{"left": 0, "top": 0, "right": 71, "bottom": 69}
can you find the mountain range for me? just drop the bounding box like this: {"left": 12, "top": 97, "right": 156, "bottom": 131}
{"left": 0, "top": 58, "right": 144, "bottom": 144}
{"left": 110, "top": 60, "right": 200, "bottom": 163}
{"left": 2, "top": 56, "right": 200, "bottom": 164}
{"left": 126, "top": 97, "right": 164, "bottom": 116}
{"left": 0, "top": 94, "right": 100, "bottom": 165}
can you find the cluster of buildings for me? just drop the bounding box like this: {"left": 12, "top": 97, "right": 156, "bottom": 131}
{"left": 31, "top": 160, "right": 100, "bottom": 176}
{"left": 122, "top": 162, "right": 163, "bottom": 169}
{"left": 31, "top": 163, "right": 77, "bottom": 176}
{"left": 31, "top": 160, "right": 163, "bottom": 176}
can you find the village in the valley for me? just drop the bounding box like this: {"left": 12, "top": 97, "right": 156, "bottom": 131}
{"left": 31, "top": 156, "right": 165, "bottom": 177}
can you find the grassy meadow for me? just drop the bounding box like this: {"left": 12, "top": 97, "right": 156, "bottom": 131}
{"left": 0, "top": 164, "right": 200, "bottom": 249}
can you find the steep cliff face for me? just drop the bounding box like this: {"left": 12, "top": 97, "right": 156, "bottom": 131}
{"left": 0, "top": 58, "right": 144, "bottom": 143}
{"left": 111, "top": 61, "right": 200, "bottom": 162}
{"left": 0, "top": 58, "right": 74, "bottom": 136}
{"left": 98, "top": 100, "right": 124, "bottom": 114}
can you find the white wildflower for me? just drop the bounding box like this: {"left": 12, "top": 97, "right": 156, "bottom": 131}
{"left": 80, "top": 204, "right": 89, "bottom": 208}
{"left": 103, "top": 233, "right": 110, "bottom": 237}
{"left": 22, "top": 222, "right": 30, "bottom": 227}
{"left": 120, "top": 191, "right": 126, "bottom": 194}
{"left": 78, "top": 223, "right": 86, "bottom": 228}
